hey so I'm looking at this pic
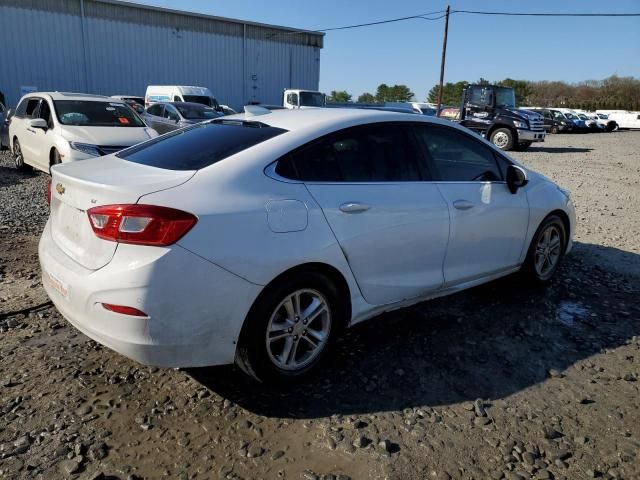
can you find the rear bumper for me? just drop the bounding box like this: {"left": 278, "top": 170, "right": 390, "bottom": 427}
{"left": 39, "top": 220, "right": 261, "bottom": 367}
{"left": 517, "top": 129, "right": 545, "bottom": 142}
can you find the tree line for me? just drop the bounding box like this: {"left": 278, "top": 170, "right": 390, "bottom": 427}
{"left": 328, "top": 75, "right": 640, "bottom": 110}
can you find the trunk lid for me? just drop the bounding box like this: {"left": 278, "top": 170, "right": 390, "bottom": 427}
{"left": 49, "top": 156, "right": 195, "bottom": 270}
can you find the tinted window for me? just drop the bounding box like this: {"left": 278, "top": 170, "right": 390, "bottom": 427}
{"left": 147, "top": 104, "right": 163, "bottom": 116}
{"left": 276, "top": 124, "right": 425, "bottom": 182}
{"left": 23, "top": 99, "right": 41, "bottom": 118}
{"left": 414, "top": 125, "right": 502, "bottom": 182}
{"left": 163, "top": 105, "right": 179, "bottom": 120}
{"left": 39, "top": 100, "right": 53, "bottom": 128}
{"left": 182, "top": 95, "right": 219, "bottom": 109}
{"left": 54, "top": 100, "right": 145, "bottom": 127}
{"left": 118, "top": 122, "right": 287, "bottom": 171}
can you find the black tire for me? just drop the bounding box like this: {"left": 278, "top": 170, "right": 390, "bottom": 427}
{"left": 607, "top": 122, "right": 618, "bottom": 132}
{"left": 515, "top": 141, "right": 532, "bottom": 151}
{"left": 489, "top": 128, "right": 515, "bottom": 151}
{"left": 550, "top": 125, "right": 559, "bottom": 134}
{"left": 12, "top": 138, "right": 29, "bottom": 171}
{"left": 521, "top": 215, "right": 567, "bottom": 284}
{"left": 50, "top": 148, "right": 62, "bottom": 172}
{"left": 236, "top": 271, "right": 345, "bottom": 385}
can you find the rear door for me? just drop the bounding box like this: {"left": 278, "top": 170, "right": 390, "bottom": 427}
{"left": 281, "top": 122, "right": 450, "bottom": 306}
{"left": 413, "top": 124, "right": 529, "bottom": 286}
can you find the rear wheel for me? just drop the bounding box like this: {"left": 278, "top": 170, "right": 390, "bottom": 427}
{"left": 489, "top": 128, "right": 515, "bottom": 151}
{"left": 522, "top": 215, "right": 566, "bottom": 284}
{"left": 550, "top": 125, "right": 559, "bottom": 134}
{"left": 236, "top": 271, "right": 344, "bottom": 385}
{"left": 12, "top": 138, "right": 29, "bottom": 171}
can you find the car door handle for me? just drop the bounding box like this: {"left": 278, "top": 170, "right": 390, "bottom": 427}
{"left": 339, "top": 202, "right": 370, "bottom": 213}
{"left": 453, "top": 200, "right": 474, "bottom": 210}
{"left": 26, "top": 128, "right": 36, "bottom": 133}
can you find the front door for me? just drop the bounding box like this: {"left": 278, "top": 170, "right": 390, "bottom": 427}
{"left": 283, "top": 122, "right": 450, "bottom": 305}
{"left": 413, "top": 123, "right": 529, "bottom": 285}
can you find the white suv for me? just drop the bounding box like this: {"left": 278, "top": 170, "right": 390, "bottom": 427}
{"left": 9, "top": 92, "right": 158, "bottom": 173}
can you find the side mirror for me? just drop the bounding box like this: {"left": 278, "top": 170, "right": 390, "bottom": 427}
{"left": 29, "top": 118, "right": 48, "bottom": 130}
{"left": 507, "top": 164, "right": 528, "bottom": 194}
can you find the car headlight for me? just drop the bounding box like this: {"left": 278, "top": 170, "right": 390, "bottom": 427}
{"left": 69, "top": 142, "right": 101, "bottom": 157}
{"left": 560, "top": 121, "right": 567, "bottom": 125}
{"left": 513, "top": 120, "right": 528, "bottom": 129}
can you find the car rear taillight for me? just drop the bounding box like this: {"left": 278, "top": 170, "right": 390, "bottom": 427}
{"left": 46, "top": 179, "right": 52, "bottom": 205}
{"left": 101, "top": 303, "right": 148, "bottom": 317}
{"left": 87, "top": 204, "right": 197, "bottom": 246}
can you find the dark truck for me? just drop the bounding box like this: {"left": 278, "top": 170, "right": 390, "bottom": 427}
{"left": 440, "top": 84, "right": 545, "bottom": 151}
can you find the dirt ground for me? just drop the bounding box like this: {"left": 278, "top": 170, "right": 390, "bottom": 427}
{"left": 0, "top": 131, "right": 639, "bottom": 480}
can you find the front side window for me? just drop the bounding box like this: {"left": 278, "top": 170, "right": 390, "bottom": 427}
{"left": 23, "top": 98, "right": 41, "bottom": 118}
{"left": 286, "top": 93, "right": 298, "bottom": 106}
{"left": 163, "top": 105, "right": 180, "bottom": 120}
{"left": 299, "top": 92, "right": 325, "bottom": 107}
{"left": 118, "top": 122, "right": 287, "bottom": 171}
{"left": 147, "top": 104, "right": 163, "bottom": 116}
{"left": 54, "top": 101, "right": 145, "bottom": 127}
{"left": 39, "top": 100, "right": 53, "bottom": 128}
{"left": 276, "top": 124, "right": 425, "bottom": 182}
{"left": 175, "top": 104, "right": 218, "bottom": 120}
{"left": 413, "top": 125, "right": 503, "bottom": 182}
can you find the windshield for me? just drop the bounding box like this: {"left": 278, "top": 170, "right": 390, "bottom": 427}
{"left": 117, "top": 122, "right": 287, "bottom": 170}
{"left": 54, "top": 100, "right": 145, "bottom": 127}
{"left": 597, "top": 114, "right": 608, "bottom": 119}
{"left": 495, "top": 88, "right": 516, "bottom": 108}
{"left": 182, "top": 95, "right": 220, "bottom": 109}
{"left": 299, "top": 92, "right": 325, "bottom": 107}
{"left": 551, "top": 111, "right": 565, "bottom": 120}
{"left": 564, "top": 113, "right": 578, "bottom": 120}
{"left": 420, "top": 107, "right": 437, "bottom": 116}
{"left": 176, "top": 104, "right": 219, "bottom": 120}
{"left": 578, "top": 114, "right": 588, "bottom": 119}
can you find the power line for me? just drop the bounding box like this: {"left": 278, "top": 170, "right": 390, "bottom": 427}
{"left": 452, "top": 10, "right": 640, "bottom": 17}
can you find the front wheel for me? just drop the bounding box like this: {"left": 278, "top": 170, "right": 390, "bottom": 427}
{"left": 522, "top": 215, "right": 566, "bottom": 284}
{"left": 12, "top": 139, "right": 29, "bottom": 171}
{"left": 489, "top": 128, "right": 515, "bottom": 151}
{"left": 550, "top": 125, "right": 559, "bottom": 134}
{"left": 236, "top": 271, "right": 344, "bottom": 385}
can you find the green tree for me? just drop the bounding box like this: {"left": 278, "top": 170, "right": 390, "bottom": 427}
{"left": 327, "top": 90, "right": 352, "bottom": 103}
{"left": 426, "top": 81, "right": 467, "bottom": 106}
{"left": 375, "top": 83, "right": 414, "bottom": 102}
{"left": 357, "top": 92, "right": 376, "bottom": 103}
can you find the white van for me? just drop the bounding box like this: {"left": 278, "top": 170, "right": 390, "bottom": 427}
{"left": 606, "top": 111, "right": 640, "bottom": 129}
{"left": 145, "top": 86, "right": 219, "bottom": 109}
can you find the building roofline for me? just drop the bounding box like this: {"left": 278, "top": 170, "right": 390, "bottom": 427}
{"left": 100, "top": 0, "right": 325, "bottom": 37}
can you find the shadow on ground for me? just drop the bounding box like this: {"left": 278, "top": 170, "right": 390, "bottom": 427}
{"left": 0, "top": 165, "right": 40, "bottom": 187}
{"left": 189, "top": 242, "right": 640, "bottom": 418}
{"left": 526, "top": 147, "right": 593, "bottom": 153}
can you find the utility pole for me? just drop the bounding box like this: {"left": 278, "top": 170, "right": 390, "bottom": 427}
{"left": 436, "top": 5, "right": 450, "bottom": 117}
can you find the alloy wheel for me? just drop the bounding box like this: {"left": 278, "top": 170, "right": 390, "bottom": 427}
{"left": 534, "top": 225, "right": 562, "bottom": 278}
{"left": 265, "top": 288, "right": 332, "bottom": 371}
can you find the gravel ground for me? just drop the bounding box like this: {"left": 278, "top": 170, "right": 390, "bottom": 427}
{"left": 0, "top": 131, "right": 639, "bottom": 480}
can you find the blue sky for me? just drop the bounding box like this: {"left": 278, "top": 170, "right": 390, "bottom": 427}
{"left": 126, "top": 0, "right": 640, "bottom": 101}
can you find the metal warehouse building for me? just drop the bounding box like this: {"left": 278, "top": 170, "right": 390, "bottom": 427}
{"left": 0, "top": 0, "right": 324, "bottom": 109}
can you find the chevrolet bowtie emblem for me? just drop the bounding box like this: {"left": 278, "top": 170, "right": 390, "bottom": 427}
{"left": 56, "top": 183, "right": 65, "bottom": 195}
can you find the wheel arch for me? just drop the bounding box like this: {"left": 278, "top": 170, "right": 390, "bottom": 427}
{"left": 547, "top": 209, "right": 571, "bottom": 250}
{"left": 49, "top": 147, "right": 58, "bottom": 167}
{"left": 487, "top": 123, "right": 517, "bottom": 140}
{"left": 238, "top": 262, "right": 352, "bottom": 343}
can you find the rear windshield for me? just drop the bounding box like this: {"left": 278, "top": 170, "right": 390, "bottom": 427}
{"left": 117, "top": 122, "right": 287, "bottom": 170}
{"left": 54, "top": 100, "right": 145, "bottom": 127}
{"left": 183, "top": 95, "right": 219, "bottom": 108}
{"left": 176, "top": 104, "right": 219, "bottom": 120}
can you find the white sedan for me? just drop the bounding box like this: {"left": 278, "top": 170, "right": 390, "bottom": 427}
{"left": 39, "top": 108, "right": 575, "bottom": 384}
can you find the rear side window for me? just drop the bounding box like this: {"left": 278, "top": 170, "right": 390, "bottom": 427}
{"left": 413, "top": 124, "right": 503, "bottom": 182}
{"left": 276, "top": 124, "right": 426, "bottom": 182}
{"left": 118, "top": 122, "right": 287, "bottom": 171}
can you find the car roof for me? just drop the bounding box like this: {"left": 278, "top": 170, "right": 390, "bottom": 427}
{"left": 228, "top": 108, "right": 452, "bottom": 132}
{"left": 152, "top": 101, "right": 214, "bottom": 108}
{"left": 24, "top": 92, "right": 125, "bottom": 103}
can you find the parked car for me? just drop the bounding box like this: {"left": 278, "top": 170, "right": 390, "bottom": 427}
{"left": 219, "top": 104, "right": 238, "bottom": 116}
{"left": 143, "top": 102, "right": 221, "bottom": 134}
{"left": 111, "top": 96, "right": 145, "bottom": 114}
{"left": 40, "top": 108, "right": 575, "bottom": 384}
{"left": 594, "top": 113, "right": 618, "bottom": 132}
{"left": 527, "top": 108, "right": 573, "bottom": 134}
{"left": 560, "top": 111, "right": 587, "bottom": 131}
{"left": 9, "top": 92, "right": 158, "bottom": 173}
{"left": 0, "top": 102, "right": 10, "bottom": 150}
{"left": 145, "top": 85, "right": 220, "bottom": 110}
{"left": 576, "top": 113, "right": 603, "bottom": 131}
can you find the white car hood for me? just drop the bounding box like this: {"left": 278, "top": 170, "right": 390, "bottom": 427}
{"left": 59, "top": 126, "right": 156, "bottom": 146}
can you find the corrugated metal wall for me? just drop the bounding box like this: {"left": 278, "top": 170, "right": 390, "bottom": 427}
{"left": 0, "top": 0, "right": 323, "bottom": 109}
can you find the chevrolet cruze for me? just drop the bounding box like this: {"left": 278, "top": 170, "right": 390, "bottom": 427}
{"left": 39, "top": 108, "right": 575, "bottom": 384}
